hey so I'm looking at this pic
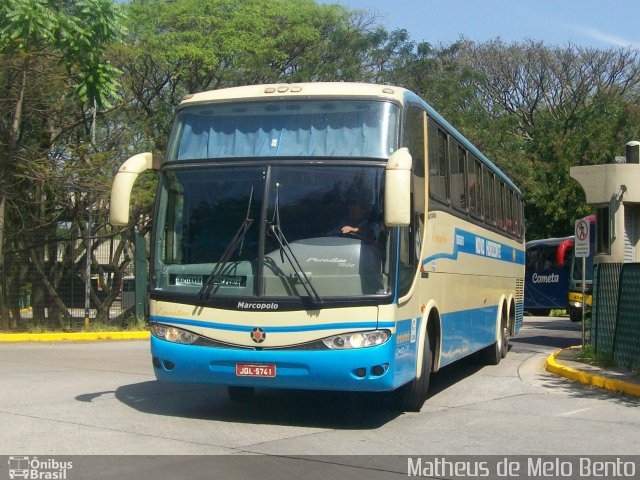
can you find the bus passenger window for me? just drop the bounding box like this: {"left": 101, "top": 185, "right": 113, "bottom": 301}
{"left": 428, "top": 121, "right": 449, "bottom": 203}
{"left": 495, "top": 179, "right": 504, "bottom": 229}
{"left": 482, "top": 167, "right": 494, "bottom": 224}
{"left": 467, "top": 156, "right": 482, "bottom": 218}
{"left": 450, "top": 142, "right": 467, "bottom": 212}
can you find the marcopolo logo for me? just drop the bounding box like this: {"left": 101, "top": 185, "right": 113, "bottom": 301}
{"left": 8, "top": 456, "right": 73, "bottom": 480}
{"left": 237, "top": 301, "right": 279, "bottom": 311}
{"left": 532, "top": 272, "right": 560, "bottom": 284}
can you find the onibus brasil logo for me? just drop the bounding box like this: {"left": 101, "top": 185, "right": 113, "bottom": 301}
{"left": 8, "top": 456, "right": 73, "bottom": 479}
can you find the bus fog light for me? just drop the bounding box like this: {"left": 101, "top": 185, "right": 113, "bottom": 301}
{"left": 322, "top": 330, "right": 391, "bottom": 349}
{"left": 354, "top": 368, "right": 366, "bottom": 377}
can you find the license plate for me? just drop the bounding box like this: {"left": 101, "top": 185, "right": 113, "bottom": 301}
{"left": 236, "top": 363, "right": 276, "bottom": 378}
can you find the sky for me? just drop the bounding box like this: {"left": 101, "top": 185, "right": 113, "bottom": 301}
{"left": 317, "top": 0, "right": 640, "bottom": 50}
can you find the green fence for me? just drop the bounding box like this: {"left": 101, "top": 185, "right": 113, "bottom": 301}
{"left": 0, "top": 227, "right": 142, "bottom": 331}
{"left": 592, "top": 262, "right": 640, "bottom": 370}
{"left": 612, "top": 264, "right": 640, "bottom": 369}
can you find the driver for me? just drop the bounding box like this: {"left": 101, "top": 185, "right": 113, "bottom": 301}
{"left": 339, "top": 201, "right": 380, "bottom": 242}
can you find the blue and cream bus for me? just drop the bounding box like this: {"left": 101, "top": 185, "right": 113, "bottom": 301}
{"left": 110, "top": 83, "right": 525, "bottom": 411}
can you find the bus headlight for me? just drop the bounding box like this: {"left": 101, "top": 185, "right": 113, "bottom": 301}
{"left": 322, "top": 329, "right": 391, "bottom": 349}
{"left": 152, "top": 324, "right": 199, "bottom": 345}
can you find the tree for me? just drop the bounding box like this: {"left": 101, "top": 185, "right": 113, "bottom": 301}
{"left": 458, "top": 40, "right": 640, "bottom": 238}
{"left": 0, "top": 0, "right": 126, "bottom": 328}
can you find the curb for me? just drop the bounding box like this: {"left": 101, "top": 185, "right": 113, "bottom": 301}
{"left": 545, "top": 348, "right": 640, "bottom": 397}
{"left": 0, "top": 331, "right": 150, "bottom": 342}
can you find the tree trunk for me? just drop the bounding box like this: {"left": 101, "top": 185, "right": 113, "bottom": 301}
{"left": 1, "top": 58, "right": 29, "bottom": 329}
{"left": 0, "top": 195, "right": 9, "bottom": 330}
{"left": 29, "top": 248, "right": 70, "bottom": 328}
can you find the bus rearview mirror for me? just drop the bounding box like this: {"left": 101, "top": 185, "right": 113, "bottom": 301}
{"left": 110, "top": 152, "right": 156, "bottom": 226}
{"left": 384, "top": 148, "right": 412, "bottom": 227}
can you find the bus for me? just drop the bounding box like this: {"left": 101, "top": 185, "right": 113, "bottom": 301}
{"left": 524, "top": 236, "right": 573, "bottom": 316}
{"left": 110, "top": 83, "right": 525, "bottom": 411}
{"left": 567, "top": 215, "right": 595, "bottom": 322}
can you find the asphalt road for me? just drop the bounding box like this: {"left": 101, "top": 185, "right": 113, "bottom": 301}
{"left": 0, "top": 316, "right": 638, "bottom": 478}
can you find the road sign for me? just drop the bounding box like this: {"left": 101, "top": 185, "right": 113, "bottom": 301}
{"left": 575, "top": 218, "right": 590, "bottom": 258}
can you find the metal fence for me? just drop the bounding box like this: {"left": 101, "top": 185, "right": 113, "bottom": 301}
{"left": 612, "top": 264, "right": 640, "bottom": 369}
{"left": 592, "top": 263, "right": 623, "bottom": 355}
{"left": 0, "top": 226, "right": 138, "bottom": 331}
{"left": 592, "top": 262, "right": 640, "bottom": 370}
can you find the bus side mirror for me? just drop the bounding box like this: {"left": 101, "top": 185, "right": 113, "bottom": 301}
{"left": 110, "top": 152, "right": 158, "bottom": 226}
{"left": 384, "top": 148, "right": 412, "bottom": 227}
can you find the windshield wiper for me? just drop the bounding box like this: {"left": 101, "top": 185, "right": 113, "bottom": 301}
{"left": 198, "top": 187, "right": 254, "bottom": 300}
{"left": 267, "top": 183, "right": 323, "bottom": 307}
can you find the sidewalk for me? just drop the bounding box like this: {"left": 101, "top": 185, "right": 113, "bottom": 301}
{"left": 0, "top": 331, "right": 150, "bottom": 342}
{"left": 546, "top": 346, "right": 640, "bottom": 397}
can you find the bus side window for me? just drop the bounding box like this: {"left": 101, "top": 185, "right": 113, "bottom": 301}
{"left": 526, "top": 249, "right": 538, "bottom": 269}
{"left": 468, "top": 155, "right": 482, "bottom": 219}
{"left": 428, "top": 120, "right": 449, "bottom": 204}
{"left": 482, "top": 166, "right": 495, "bottom": 224}
{"left": 495, "top": 178, "right": 504, "bottom": 229}
{"left": 449, "top": 141, "right": 467, "bottom": 212}
{"left": 542, "top": 246, "right": 556, "bottom": 270}
{"left": 399, "top": 105, "right": 426, "bottom": 297}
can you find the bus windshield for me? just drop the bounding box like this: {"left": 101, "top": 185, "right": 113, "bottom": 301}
{"left": 153, "top": 164, "right": 391, "bottom": 303}
{"left": 166, "top": 100, "right": 398, "bottom": 160}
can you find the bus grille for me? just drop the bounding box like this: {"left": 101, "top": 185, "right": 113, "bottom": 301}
{"left": 515, "top": 278, "right": 525, "bottom": 324}
{"left": 515, "top": 278, "right": 524, "bottom": 300}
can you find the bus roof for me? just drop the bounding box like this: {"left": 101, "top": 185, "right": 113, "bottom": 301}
{"left": 179, "top": 82, "right": 521, "bottom": 195}
{"left": 180, "top": 82, "right": 408, "bottom": 106}
{"left": 526, "top": 236, "right": 574, "bottom": 248}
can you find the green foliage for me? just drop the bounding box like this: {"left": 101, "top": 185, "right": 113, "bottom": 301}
{"left": 578, "top": 343, "right": 616, "bottom": 368}
{"left": 0, "top": 0, "right": 57, "bottom": 48}
{"left": 4, "top": 0, "right": 640, "bottom": 330}
{"left": 0, "top": 0, "right": 126, "bottom": 108}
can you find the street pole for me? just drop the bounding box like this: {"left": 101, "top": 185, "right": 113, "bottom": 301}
{"left": 581, "top": 256, "right": 586, "bottom": 346}
{"left": 84, "top": 212, "right": 91, "bottom": 329}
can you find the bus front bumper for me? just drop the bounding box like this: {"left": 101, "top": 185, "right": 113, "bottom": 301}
{"left": 568, "top": 291, "right": 593, "bottom": 309}
{"left": 150, "top": 335, "right": 411, "bottom": 392}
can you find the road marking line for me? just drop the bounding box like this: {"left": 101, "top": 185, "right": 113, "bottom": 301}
{"left": 558, "top": 407, "right": 594, "bottom": 417}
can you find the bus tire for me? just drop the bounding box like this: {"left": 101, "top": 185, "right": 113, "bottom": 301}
{"left": 569, "top": 309, "right": 582, "bottom": 322}
{"left": 483, "top": 311, "right": 507, "bottom": 365}
{"left": 228, "top": 386, "right": 254, "bottom": 402}
{"left": 395, "top": 331, "right": 432, "bottom": 412}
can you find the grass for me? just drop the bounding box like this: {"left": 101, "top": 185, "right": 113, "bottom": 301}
{"left": 25, "top": 317, "right": 149, "bottom": 333}
{"left": 576, "top": 343, "right": 616, "bottom": 368}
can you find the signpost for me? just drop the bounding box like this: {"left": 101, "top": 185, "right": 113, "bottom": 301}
{"left": 574, "top": 218, "right": 590, "bottom": 345}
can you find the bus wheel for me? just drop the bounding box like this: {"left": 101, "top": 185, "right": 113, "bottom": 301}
{"left": 395, "top": 331, "right": 432, "bottom": 412}
{"left": 483, "top": 313, "right": 507, "bottom": 365}
{"left": 228, "top": 386, "right": 254, "bottom": 402}
{"left": 501, "top": 317, "right": 510, "bottom": 359}
{"left": 569, "top": 309, "right": 582, "bottom": 322}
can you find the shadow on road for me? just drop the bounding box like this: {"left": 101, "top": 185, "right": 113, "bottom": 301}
{"left": 510, "top": 335, "right": 580, "bottom": 349}
{"left": 109, "top": 352, "right": 496, "bottom": 427}
{"left": 111, "top": 381, "right": 401, "bottom": 429}
{"left": 534, "top": 368, "right": 640, "bottom": 407}
{"left": 513, "top": 316, "right": 582, "bottom": 350}
{"left": 428, "top": 354, "right": 486, "bottom": 399}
